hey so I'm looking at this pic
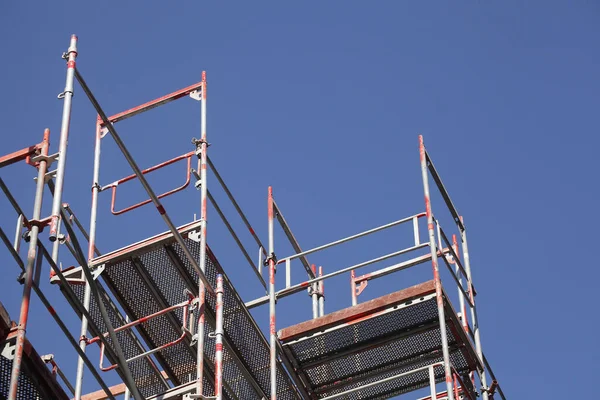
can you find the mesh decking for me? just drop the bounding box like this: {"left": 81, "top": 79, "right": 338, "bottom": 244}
{"left": 59, "top": 221, "right": 300, "bottom": 399}
{"left": 278, "top": 281, "right": 480, "bottom": 399}
{"left": 70, "top": 280, "right": 170, "bottom": 397}
{"left": 0, "top": 303, "right": 70, "bottom": 400}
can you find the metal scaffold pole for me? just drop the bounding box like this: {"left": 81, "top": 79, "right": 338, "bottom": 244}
{"left": 311, "top": 264, "right": 318, "bottom": 319}
{"left": 49, "top": 35, "right": 77, "bottom": 241}
{"left": 7, "top": 129, "right": 50, "bottom": 400}
{"left": 73, "top": 119, "right": 102, "bottom": 400}
{"left": 318, "top": 266, "right": 325, "bottom": 317}
{"left": 195, "top": 71, "right": 209, "bottom": 396}
{"left": 214, "top": 274, "right": 224, "bottom": 400}
{"left": 268, "top": 186, "right": 277, "bottom": 400}
{"left": 460, "top": 216, "right": 489, "bottom": 400}
{"left": 419, "top": 135, "right": 455, "bottom": 400}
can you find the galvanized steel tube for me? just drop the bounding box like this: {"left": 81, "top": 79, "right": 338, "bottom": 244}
{"left": 214, "top": 274, "right": 224, "bottom": 400}
{"left": 460, "top": 217, "right": 489, "bottom": 400}
{"left": 419, "top": 135, "right": 455, "bottom": 400}
{"left": 195, "top": 71, "right": 209, "bottom": 396}
{"left": 49, "top": 35, "right": 77, "bottom": 241}
{"left": 7, "top": 129, "right": 50, "bottom": 400}
{"left": 74, "top": 119, "right": 102, "bottom": 400}
{"left": 268, "top": 186, "right": 277, "bottom": 400}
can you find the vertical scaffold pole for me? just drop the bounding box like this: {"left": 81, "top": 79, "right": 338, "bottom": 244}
{"left": 49, "top": 35, "right": 77, "bottom": 241}
{"left": 196, "top": 71, "right": 209, "bottom": 396}
{"left": 311, "top": 264, "right": 318, "bottom": 319}
{"left": 8, "top": 129, "right": 50, "bottom": 400}
{"left": 214, "top": 274, "right": 224, "bottom": 400}
{"left": 196, "top": 284, "right": 206, "bottom": 395}
{"left": 268, "top": 186, "right": 277, "bottom": 400}
{"left": 350, "top": 270, "right": 357, "bottom": 306}
{"left": 318, "top": 266, "right": 325, "bottom": 317}
{"left": 74, "top": 118, "right": 102, "bottom": 400}
{"left": 460, "top": 216, "right": 489, "bottom": 400}
{"left": 419, "top": 135, "right": 455, "bottom": 400}
{"left": 428, "top": 365, "right": 437, "bottom": 400}
{"left": 452, "top": 234, "right": 468, "bottom": 333}
{"left": 123, "top": 315, "right": 132, "bottom": 400}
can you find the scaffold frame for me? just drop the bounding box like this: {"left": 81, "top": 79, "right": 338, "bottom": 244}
{"left": 0, "top": 35, "right": 505, "bottom": 400}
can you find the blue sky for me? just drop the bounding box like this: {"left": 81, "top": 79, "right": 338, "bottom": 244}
{"left": 1, "top": 2, "right": 598, "bottom": 399}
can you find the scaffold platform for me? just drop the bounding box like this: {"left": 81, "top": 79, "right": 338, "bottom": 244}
{"left": 53, "top": 221, "right": 301, "bottom": 400}
{"left": 278, "top": 281, "right": 480, "bottom": 399}
{"left": 0, "top": 302, "right": 70, "bottom": 400}
{"left": 0, "top": 35, "right": 505, "bottom": 400}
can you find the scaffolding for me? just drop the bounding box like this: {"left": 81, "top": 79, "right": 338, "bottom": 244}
{"left": 0, "top": 36, "right": 506, "bottom": 400}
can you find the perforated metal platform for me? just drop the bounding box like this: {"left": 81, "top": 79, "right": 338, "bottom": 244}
{"left": 278, "top": 281, "right": 481, "bottom": 399}
{"left": 0, "top": 302, "right": 70, "bottom": 400}
{"left": 57, "top": 221, "right": 301, "bottom": 400}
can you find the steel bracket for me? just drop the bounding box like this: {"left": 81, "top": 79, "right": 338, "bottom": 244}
{"left": 25, "top": 216, "right": 52, "bottom": 233}
{"left": 188, "top": 229, "right": 202, "bottom": 243}
{"left": 91, "top": 264, "right": 105, "bottom": 280}
{"left": 34, "top": 169, "right": 58, "bottom": 183}
{"left": 1, "top": 338, "right": 16, "bottom": 360}
{"left": 355, "top": 280, "right": 368, "bottom": 297}
{"left": 30, "top": 152, "right": 59, "bottom": 167}
{"left": 49, "top": 266, "right": 86, "bottom": 285}
{"left": 189, "top": 89, "right": 202, "bottom": 101}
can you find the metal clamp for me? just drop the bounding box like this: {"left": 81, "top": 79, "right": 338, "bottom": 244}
{"left": 265, "top": 252, "right": 278, "bottom": 270}
{"left": 57, "top": 90, "right": 73, "bottom": 99}
{"left": 192, "top": 137, "right": 210, "bottom": 155}
{"left": 189, "top": 89, "right": 203, "bottom": 101}
{"left": 191, "top": 168, "right": 202, "bottom": 189}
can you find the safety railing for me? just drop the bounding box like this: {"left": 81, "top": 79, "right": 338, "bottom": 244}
{"left": 102, "top": 151, "right": 195, "bottom": 216}
{"left": 245, "top": 211, "right": 431, "bottom": 309}
{"left": 41, "top": 354, "right": 76, "bottom": 396}
{"left": 321, "top": 362, "right": 444, "bottom": 400}
{"left": 419, "top": 135, "right": 506, "bottom": 400}
{"left": 90, "top": 294, "right": 194, "bottom": 372}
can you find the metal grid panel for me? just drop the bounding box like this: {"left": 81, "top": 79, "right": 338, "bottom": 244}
{"left": 72, "top": 279, "right": 167, "bottom": 397}
{"left": 63, "top": 223, "right": 301, "bottom": 399}
{"left": 101, "top": 257, "right": 196, "bottom": 386}
{"left": 282, "top": 292, "right": 477, "bottom": 399}
{"left": 0, "top": 339, "right": 41, "bottom": 399}
{"left": 0, "top": 336, "right": 69, "bottom": 400}
{"left": 290, "top": 299, "right": 439, "bottom": 365}
{"left": 172, "top": 235, "right": 300, "bottom": 400}
{"left": 347, "top": 363, "right": 446, "bottom": 400}
{"left": 135, "top": 243, "right": 257, "bottom": 400}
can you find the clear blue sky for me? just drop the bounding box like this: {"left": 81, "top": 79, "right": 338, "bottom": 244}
{"left": 1, "top": 2, "right": 598, "bottom": 399}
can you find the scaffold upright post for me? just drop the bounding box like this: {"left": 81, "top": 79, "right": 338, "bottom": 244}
{"left": 196, "top": 284, "right": 206, "bottom": 395}
{"left": 350, "top": 270, "right": 358, "bottom": 306}
{"left": 460, "top": 216, "right": 489, "bottom": 399}
{"left": 49, "top": 35, "right": 77, "bottom": 241}
{"left": 74, "top": 118, "right": 102, "bottom": 400}
{"left": 311, "top": 264, "right": 318, "bottom": 319}
{"left": 318, "top": 266, "right": 324, "bottom": 317}
{"left": 419, "top": 135, "right": 455, "bottom": 400}
{"left": 268, "top": 186, "right": 277, "bottom": 400}
{"left": 428, "top": 365, "right": 437, "bottom": 400}
{"left": 452, "top": 234, "right": 468, "bottom": 333}
{"left": 214, "top": 274, "right": 225, "bottom": 400}
{"left": 195, "top": 71, "right": 209, "bottom": 396}
{"left": 8, "top": 129, "right": 50, "bottom": 400}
